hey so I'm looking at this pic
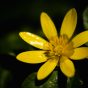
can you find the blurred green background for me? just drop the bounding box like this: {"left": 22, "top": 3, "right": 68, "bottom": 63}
{"left": 0, "top": 0, "right": 88, "bottom": 88}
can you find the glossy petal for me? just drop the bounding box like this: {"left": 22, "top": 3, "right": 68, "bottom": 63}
{"left": 60, "top": 56, "right": 75, "bottom": 77}
{"left": 70, "top": 47, "right": 88, "bottom": 60}
{"left": 60, "top": 8, "right": 77, "bottom": 39}
{"left": 16, "top": 51, "right": 48, "bottom": 63}
{"left": 72, "top": 31, "right": 88, "bottom": 48}
{"left": 19, "top": 32, "right": 49, "bottom": 50}
{"left": 40, "top": 12, "right": 58, "bottom": 40}
{"left": 37, "top": 59, "right": 58, "bottom": 80}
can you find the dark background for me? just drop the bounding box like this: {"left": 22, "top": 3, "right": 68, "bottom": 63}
{"left": 0, "top": 0, "right": 88, "bottom": 88}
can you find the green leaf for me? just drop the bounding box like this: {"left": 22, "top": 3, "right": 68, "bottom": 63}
{"left": 83, "top": 7, "right": 88, "bottom": 29}
{"left": 0, "top": 67, "right": 12, "bottom": 88}
{"left": 22, "top": 71, "right": 59, "bottom": 88}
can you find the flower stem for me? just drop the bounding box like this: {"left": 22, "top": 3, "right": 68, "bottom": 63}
{"left": 67, "top": 78, "right": 72, "bottom": 88}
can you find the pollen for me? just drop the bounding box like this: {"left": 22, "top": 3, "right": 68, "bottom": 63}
{"left": 45, "top": 35, "right": 74, "bottom": 59}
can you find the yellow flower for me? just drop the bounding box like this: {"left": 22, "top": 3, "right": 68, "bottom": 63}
{"left": 16, "top": 8, "right": 88, "bottom": 80}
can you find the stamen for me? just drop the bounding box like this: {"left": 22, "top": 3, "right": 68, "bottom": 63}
{"left": 44, "top": 35, "right": 74, "bottom": 60}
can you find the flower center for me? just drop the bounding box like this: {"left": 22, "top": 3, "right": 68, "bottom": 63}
{"left": 45, "top": 35, "right": 74, "bottom": 59}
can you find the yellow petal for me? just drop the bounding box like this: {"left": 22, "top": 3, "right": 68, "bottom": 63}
{"left": 19, "top": 32, "right": 49, "bottom": 50}
{"left": 60, "top": 8, "right": 77, "bottom": 39}
{"left": 70, "top": 47, "right": 88, "bottom": 60}
{"left": 40, "top": 12, "right": 57, "bottom": 40}
{"left": 72, "top": 31, "right": 88, "bottom": 48}
{"left": 37, "top": 59, "right": 58, "bottom": 80}
{"left": 60, "top": 56, "right": 75, "bottom": 77}
{"left": 16, "top": 51, "right": 47, "bottom": 63}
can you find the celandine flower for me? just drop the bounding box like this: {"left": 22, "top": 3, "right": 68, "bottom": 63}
{"left": 16, "top": 8, "right": 88, "bottom": 80}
